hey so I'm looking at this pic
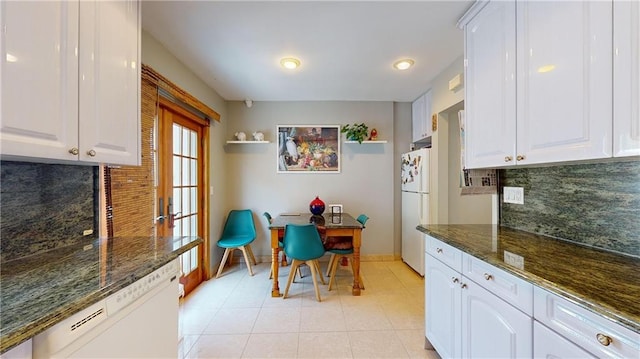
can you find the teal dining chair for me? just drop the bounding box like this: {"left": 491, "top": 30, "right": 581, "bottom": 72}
{"left": 264, "top": 211, "right": 300, "bottom": 279}
{"left": 326, "top": 214, "right": 369, "bottom": 291}
{"left": 216, "top": 209, "right": 258, "bottom": 278}
{"left": 282, "top": 223, "right": 327, "bottom": 302}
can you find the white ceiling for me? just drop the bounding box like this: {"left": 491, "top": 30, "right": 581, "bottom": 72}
{"left": 141, "top": 1, "right": 473, "bottom": 103}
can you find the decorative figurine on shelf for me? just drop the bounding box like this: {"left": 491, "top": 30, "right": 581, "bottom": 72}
{"left": 369, "top": 128, "right": 378, "bottom": 141}
{"left": 252, "top": 131, "right": 264, "bottom": 141}
{"left": 309, "top": 196, "right": 325, "bottom": 215}
{"left": 235, "top": 132, "right": 247, "bottom": 141}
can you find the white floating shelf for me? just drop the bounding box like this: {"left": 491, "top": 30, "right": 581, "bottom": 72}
{"left": 226, "top": 140, "right": 270, "bottom": 144}
{"left": 344, "top": 140, "right": 388, "bottom": 144}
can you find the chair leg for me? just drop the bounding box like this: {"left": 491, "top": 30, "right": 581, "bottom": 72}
{"left": 216, "top": 248, "right": 232, "bottom": 278}
{"left": 307, "top": 260, "right": 322, "bottom": 302}
{"left": 313, "top": 260, "right": 326, "bottom": 285}
{"left": 325, "top": 253, "right": 336, "bottom": 277}
{"left": 239, "top": 246, "right": 254, "bottom": 276}
{"left": 283, "top": 259, "right": 302, "bottom": 299}
{"left": 227, "top": 249, "right": 235, "bottom": 265}
{"left": 328, "top": 255, "right": 341, "bottom": 291}
{"left": 246, "top": 244, "right": 257, "bottom": 265}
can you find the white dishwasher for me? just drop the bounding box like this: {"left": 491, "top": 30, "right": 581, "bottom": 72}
{"left": 33, "top": 259, "right": 179, "bottom": 359}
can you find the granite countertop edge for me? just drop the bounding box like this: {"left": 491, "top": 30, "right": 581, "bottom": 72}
{"left": 417, "top": 225, "right": 640, "bottom": 334}
{"left": 0, "top": 236, "right": 202, "bottom": 354}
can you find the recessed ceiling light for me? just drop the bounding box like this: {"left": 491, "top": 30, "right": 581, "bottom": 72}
{"left": 280, "top": 57, "right": 301, "bottom": 70}
{"left": 393, "top": 59, "right": 414, "bottom": 70}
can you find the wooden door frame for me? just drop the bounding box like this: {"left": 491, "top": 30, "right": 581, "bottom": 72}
{"left": 158, "top": 97, "right": 211, "bottom": 283}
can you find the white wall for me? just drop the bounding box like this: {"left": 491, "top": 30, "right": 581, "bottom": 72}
{"left": 224, "top": 101, "right": 398, "bottom": 261}
{"left": 425, "top": 55, "right": 492, "bottom": 224}
{"left": 393, "top": 102, "right": 413, "bottom": 257}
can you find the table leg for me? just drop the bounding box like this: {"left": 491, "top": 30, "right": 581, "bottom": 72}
{"left": 270, "top": 229, "right": 281, "bottom": 297}
{"left": 352, "top": 228, "right": 362, "bottom": 296}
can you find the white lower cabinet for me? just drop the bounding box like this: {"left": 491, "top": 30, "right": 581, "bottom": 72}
{"left": 461, "top": 279, "right": 532, "bottom": 358}
{"left": 425, "top": 254, "right": 461, "bottom": 358}
{"left": 425, "top": 234, "right": 640, "bottom": 359}
{"left": 425, "top": 235, "right": 532, "bottom": 358}
{"left": 533, "top": 321, "right": 595, "bottom": 359}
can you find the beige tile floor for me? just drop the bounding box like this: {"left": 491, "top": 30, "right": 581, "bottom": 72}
{"left": 178, "top": 259, "right": 441, "bottom": 359}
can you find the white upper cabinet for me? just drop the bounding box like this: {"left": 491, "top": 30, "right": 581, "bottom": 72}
{"left": 516, "top": 1, "right": 612, "bottom": 165}
{"left": 412, "top": 90, "right": 433, "bottom": 142}
{"left": 463, "top": 1, "right": 516, "bottom": 168}
{"left": 461, "top": 0, "right": 614, "bottom": 168}
{"left": 78, "top": 1, "right": 140, "bottom": 165}
{"left": 613, "top": 0, "right": 640, "bottom": 157}
{"left": 1, "top": 1, "right": 79, "bottom": 161}
{"left": 1, "top": 0, "right": 140, "bottom": 166}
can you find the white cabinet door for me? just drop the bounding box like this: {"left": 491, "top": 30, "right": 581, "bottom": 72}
{"left": 613, "top": 0, "right": 640, "bottom": 157}
{"left": 533, "top": 321, "right": 596, "bottom": 359}
{"left": 0, "top": 1, "right": 79, "bottom": 161}
{"left": 461, "top": 278, "right": 532, "bottom": 358}
{"left": 412, "top": 93, "right": 426, "bottom": 142}
{"left": 79, "top": 0, "right": 140, "bottom": 165}
{"left": 516, "top": 1, "right": 613, "bottom": 165}
{"left": 463, "top": 0, "right": 517, "bottom": 168}
{"left": 425, "top": 254, "right": 461, "bottom": 359}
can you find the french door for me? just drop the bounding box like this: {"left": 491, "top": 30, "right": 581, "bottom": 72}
{"left": 156, "top": 97, "right": 207, "bottom": 296}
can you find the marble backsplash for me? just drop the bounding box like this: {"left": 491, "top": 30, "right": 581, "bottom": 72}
{"left": 0, "top": 161, "right": 98, "bottom": 261}
{"left": 499, "top": 159, "right": 640, "bottom": 257}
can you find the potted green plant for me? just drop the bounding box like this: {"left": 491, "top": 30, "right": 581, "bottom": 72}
{"left": 341, "top": 123, "right": 369, "bottom": 143}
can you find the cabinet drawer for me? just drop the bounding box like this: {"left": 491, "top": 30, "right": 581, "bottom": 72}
{"left": 462, "top": 253, "right": 533, "bottom": 315}
{"left": 534, "top": 286, "right": 640, "bottom": 358}
{"left": 534, "top": 321, "right": 596, "bottom": 359}
{"left": 425, "top": 235, "right": 462, "bottom": 272}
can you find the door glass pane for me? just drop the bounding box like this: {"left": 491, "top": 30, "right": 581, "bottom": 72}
{"left": 190, "top": 188, "right": 197, "bottom": 214}
{"left": 182, "top": 127, "right": 190, "bottom": 157}
{"left": 173, "top": 124, "right": 181, "bottom": 154}
{"left": 174, "top": 218, "right": 182, "bottom": 236}
{"left": 173, "top": 156, "right": 181, "bottom": 187}
{"left": 182, "top": 157, "right": 189, "bottom": 187}
{"left": 190, "top": 247, "right": 197, "bottom": 268}
{"left": 182, "top": 188, "right": 190, "bottom": 215}
{"left": 173, "top": 188, "right": 181, "bottom": 218}
{"left": 190, "top": 159, "right": 197, "bottom": 186}
{"left": 190, "top": 131, "right": 197, "bottom": 158}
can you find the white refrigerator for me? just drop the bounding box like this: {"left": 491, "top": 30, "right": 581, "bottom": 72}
{"left": 401, "top": 148, "right": 430, "bottom": 276}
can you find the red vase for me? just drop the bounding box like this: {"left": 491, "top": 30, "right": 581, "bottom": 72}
{"left": 309, "top": 196, "right": 325, "bottom": 215}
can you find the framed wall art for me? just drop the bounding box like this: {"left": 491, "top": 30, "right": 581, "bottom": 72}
{"left": 277, "top": 125, "right": 340, "bottom": 173}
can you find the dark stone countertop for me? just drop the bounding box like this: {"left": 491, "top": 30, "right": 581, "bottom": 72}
{"left": 0, "top": 235, "right": 202, "bottom": 354}
{"left": 417, "top": 225, "right": 640, "bottom": 334}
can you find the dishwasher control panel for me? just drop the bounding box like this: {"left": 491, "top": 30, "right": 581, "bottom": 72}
{"left": 105, "top": 259, "right": 179, "bottom": 315}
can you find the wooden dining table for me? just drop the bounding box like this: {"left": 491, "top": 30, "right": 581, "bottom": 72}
{"left": 269, "top": 212, "right": 364, "bottom": 296}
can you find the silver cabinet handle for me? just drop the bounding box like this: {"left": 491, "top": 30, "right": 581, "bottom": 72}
{"left": 483, "top": 273, "right": 493, "bottom": 281}
{"left": 516, "top": 154, "right": 525, "bottom": 161}
{"left": 69, "top": 147, "right": 79, "bottom": 155}
{"left": 87, "top": 149, "right": 96, "bottom": 157}
{"left": 504, "top": 156, "right": 513, "bottom": 162}
{"left": 452, "top": 277, "right": 459, "bottom": 283}
{"left": 436, "top": 248, "right": 443, "bottom": 253}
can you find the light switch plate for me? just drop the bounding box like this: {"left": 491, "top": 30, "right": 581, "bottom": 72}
{"left": 503, "top": 186, "right": 524, "bottom": 204}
